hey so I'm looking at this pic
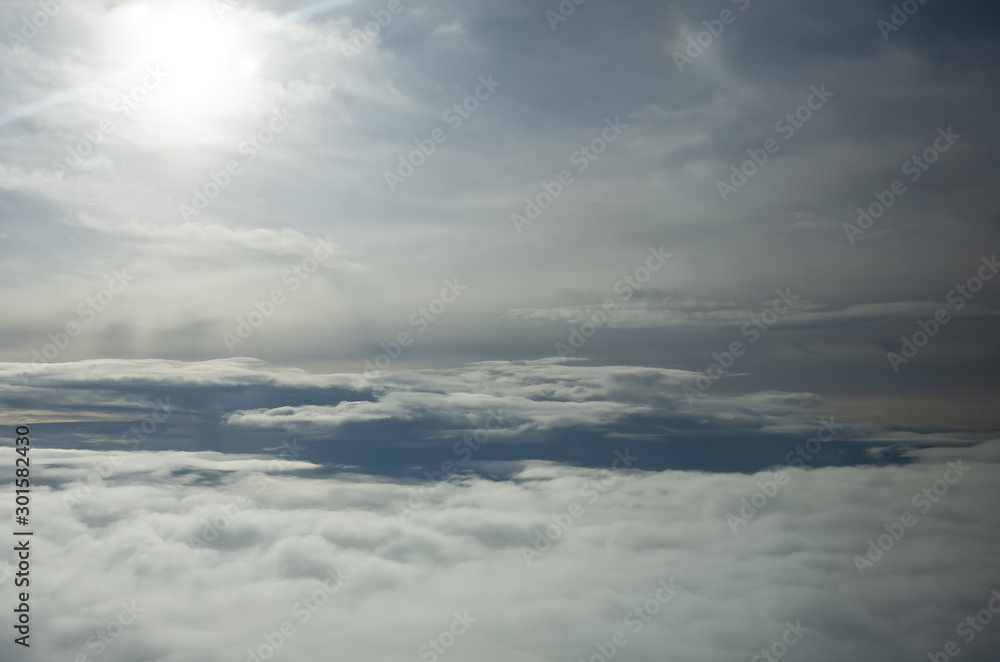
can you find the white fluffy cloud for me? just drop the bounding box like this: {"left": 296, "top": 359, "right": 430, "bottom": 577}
{"left": 3, "top": 441, "right": 998, "bottom": 662}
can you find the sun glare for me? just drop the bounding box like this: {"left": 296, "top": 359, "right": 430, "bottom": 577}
{"left": 128, "top": 5, "right": 151, "bottom": 24}
{"left": 120, "top": 3, "right": 260, "bottom": 119}
{"left": 238, "top": 56, "right": 258, "bottom": 75}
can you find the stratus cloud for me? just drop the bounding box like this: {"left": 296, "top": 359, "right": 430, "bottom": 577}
{"left": 1, "top": 357, "right": 362, "bottom": 391}
{"left": 4, "top": 441, "right": 998, "bottom": 662}
{"left": 218, "top": 359, "right": 844, "bottom": 439}
{"left": 223, "top": 391, "right": 651, "bottom": 435}
{"left": 74, "top": 214, "right": 345, "bottom": 258}
{"left": 1, "top": 358, "right": 985, "bottom": 469}
{"left": 505, "top": 300, "right": 1000, "bottom": 329}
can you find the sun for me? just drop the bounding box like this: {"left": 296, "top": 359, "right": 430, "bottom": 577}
{"left": 119, "top": 2, "right": 261, "bottom": 119}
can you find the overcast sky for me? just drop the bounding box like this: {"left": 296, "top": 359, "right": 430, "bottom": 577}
{"left": 1, "top": 0, "right": 999, "bottom": 660}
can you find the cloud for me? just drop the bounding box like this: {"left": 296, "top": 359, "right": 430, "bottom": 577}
{"left": 2, "top": 358, "right": 989, "bottom": 488}
{"left": 2, "top": 0, "right": 998, "bottom": 428}
{"left": 74, "top": 215, "right": 345, "bottom": 258}
{"left": 4, "top": 440, "right": 997, "bottom": 661}
{"left": 2, "top": 1, "right": 998, "bottom": 659}
{"left": 503, "top": 299, "right": 986, "bottom": 329}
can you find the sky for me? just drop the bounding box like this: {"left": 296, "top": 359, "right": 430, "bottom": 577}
{"left": 1, "top": 0, "right": 999, "bottom": 660}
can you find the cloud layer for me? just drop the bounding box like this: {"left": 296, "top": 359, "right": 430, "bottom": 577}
{"left": 2, "top": 0, "right": 999, "bottom": 427}
{"left": 2, "top": 440, "right": 997, "bottom": 661}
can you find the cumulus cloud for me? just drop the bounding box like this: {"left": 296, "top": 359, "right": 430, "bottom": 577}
{"left": 2, "top": 441, "right": 997, "bottom": 661}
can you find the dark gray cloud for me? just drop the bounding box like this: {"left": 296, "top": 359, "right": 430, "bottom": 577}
{"left": 0, "top": 358, "right": 988, "bottom": 479}
{"left": 2, "top": 0, "right": 998, "bottom": 430}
